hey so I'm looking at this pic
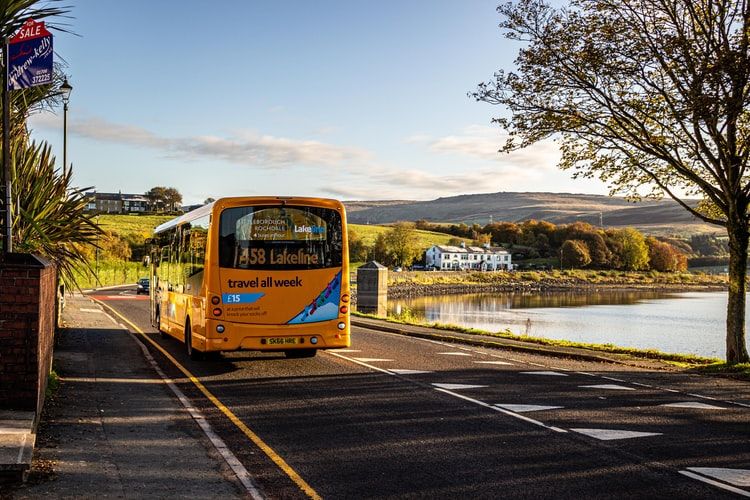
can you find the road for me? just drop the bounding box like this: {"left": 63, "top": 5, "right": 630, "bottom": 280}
{"left": 91, "top": 286, "right": 750, "bottom": 499}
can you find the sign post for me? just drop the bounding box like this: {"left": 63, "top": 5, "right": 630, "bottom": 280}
{"left": 1, "top": 19, "right": 54, "bottom": 253}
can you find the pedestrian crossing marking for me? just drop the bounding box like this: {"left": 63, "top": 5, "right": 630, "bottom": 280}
{"left": 495, "top": 404, "right": 563, "bottom": 413}
{"left": 580, "top": 384, "right": 635, "bottom": 391}
{"left": 432, "top": 383, "right": 488, "bottom": 390}
{"left": 685, "top": 467, "right": 750, "bottom": 487}
{"left": 570, "top": 428, "right": 662, "bottom": 441}
{"left": 661, "top": 402, "right": 727, "bottom": 410}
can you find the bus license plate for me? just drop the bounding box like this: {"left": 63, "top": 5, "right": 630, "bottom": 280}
{"left": 268, "top": 337, "right": 297, "bottom": 345}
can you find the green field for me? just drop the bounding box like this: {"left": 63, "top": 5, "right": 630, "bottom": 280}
{"left": 349, "top": 223, "right": 467, "bottom": 248}
{"left": 95, "top": 214, "right": 174, "bottom": 240}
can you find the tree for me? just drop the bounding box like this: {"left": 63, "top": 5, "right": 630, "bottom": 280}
{"left": 145, "top": 186, "right": 166, "bottom": 212}
{"left": 163, "top": 187, "right": 182, "bottom": 212}
{"left": 0, "top": 2, "right": 100, "bottom": 288}
{"left": 371, "top": 233, "right": 391, "bottom": 266}
{"left": 561, "top": 239, "right": 591, "bottom": 269}
{"left": 385, "top": 222, "right": 421, "bottom": 267}
{"left": 609, "top": 228, "right": 650, "bottom": 271}
{"left": 348, "top": 228, "right": 369, "bottom": 262}
{"left": 11, "top": 139, "right": 101, "bottom": 286}
{"left": 473, "top": 0, "right": 750, "bottom": 362}
{"left": 647, "top": 237, "right": 688, "bottom": 272}
{"left": 146, "top": 186, "right": 182, "bottom": 212}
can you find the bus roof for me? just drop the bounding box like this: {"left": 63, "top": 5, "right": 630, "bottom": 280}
{"left": 152, "top": 196, "right": 344, "bottom": 235}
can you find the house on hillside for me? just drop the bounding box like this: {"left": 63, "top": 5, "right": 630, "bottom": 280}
{"left": 85, "top": 191, "right": 151, "bottom": 214}
{"left": 425, "top": 243, "right": 512, "bottom": 271}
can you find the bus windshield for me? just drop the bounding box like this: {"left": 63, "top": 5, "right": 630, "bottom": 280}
{"left": 218, "top": 205, "right": 343, "bottom": 270}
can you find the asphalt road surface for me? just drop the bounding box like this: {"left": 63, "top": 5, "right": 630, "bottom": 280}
{"left": 90, "top": 286, "right": 750, "bottom": 499}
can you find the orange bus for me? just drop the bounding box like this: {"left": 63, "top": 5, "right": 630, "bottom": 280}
{"left": 150, "top": 197, "right": 351, "bottom": 359}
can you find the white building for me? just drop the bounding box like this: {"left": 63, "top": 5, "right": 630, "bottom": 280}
{"left": 424, "top": 243, "right": 512, "bottom": 271}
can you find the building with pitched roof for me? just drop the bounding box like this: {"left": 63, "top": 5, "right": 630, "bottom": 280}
{"left": 424, "top": 243, "right": 512, "bottom": 271}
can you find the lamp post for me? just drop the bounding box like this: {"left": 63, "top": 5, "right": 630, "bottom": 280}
{"left": 60, "top": 79, "right": 72, "bottom": 169}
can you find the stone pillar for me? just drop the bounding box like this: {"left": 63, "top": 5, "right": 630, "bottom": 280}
{"left": 356, "top": 261, "right": 388, "bottom": 316}
{"left": 0, "top": 253, "right": 56, "bottom": 415}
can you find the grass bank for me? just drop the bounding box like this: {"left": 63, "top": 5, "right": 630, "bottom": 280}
{"left": 387, "top": 269, "right": 728, "bottom": 288}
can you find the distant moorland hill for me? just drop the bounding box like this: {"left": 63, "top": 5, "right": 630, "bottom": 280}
{"left": 344, "top": 192, "right": 719, "bottom": 236}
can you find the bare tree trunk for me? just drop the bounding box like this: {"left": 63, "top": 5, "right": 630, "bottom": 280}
{"left": 726, "top": 222, "right": 750, "bottom": 364}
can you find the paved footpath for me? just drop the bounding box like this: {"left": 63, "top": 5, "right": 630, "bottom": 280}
{"left": 2, "top": 294, "right": 245, "bottom": 499}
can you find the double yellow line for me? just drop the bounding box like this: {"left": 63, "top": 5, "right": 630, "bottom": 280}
{"left": 92, "top": 298, "right": 321, "bottom": 500}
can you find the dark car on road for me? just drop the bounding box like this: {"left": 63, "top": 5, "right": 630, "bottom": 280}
{"left": 136, "top": 278, "right": 150, "bottom": 295}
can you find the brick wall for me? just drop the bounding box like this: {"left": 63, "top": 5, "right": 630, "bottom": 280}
{"left": 0, "top": 253, "right": 56, "bottom": 415}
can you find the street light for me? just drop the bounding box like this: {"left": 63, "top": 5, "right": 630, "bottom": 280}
{"left": 60, "top": 78, "right": 72, "bottom": 169}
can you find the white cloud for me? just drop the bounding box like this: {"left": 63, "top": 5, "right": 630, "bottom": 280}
{"left": 415, "top": 124, "right": 562, "bottom": 173}
{"left": 30, "top": 113, "right": 371, "bottom": 169}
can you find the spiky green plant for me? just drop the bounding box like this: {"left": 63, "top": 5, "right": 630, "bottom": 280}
{"left": 11, "top": 138, "right": 101, "bottom": 287}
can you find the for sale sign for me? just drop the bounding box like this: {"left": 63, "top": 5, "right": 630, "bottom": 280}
{"left": 8, "top": 19, "right": 53, "bottom": 90}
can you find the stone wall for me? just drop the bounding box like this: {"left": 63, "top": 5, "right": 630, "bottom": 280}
{"left": 0, "top": 253, "right": 56, "bottom": 415}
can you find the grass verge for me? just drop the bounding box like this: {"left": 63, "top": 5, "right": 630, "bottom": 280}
{"left": 352, "top": 311, "right": 750, "bottom": 379}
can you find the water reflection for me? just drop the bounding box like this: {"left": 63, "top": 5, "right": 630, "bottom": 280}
{"left": 385, "top": 291, "right": 747, "bottom": 359}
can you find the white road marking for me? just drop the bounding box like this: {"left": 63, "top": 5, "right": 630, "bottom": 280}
{"left": 521, "top": 371, "right": 568, "bottom": 377}
{"left": 329, "top": 351, "right": 565, "bottom": 433}
{"left": 661, "top": 402, "right": 727, "bottom": 410}
{"left": 432, "top": 383, "right": 488, "bottom": 390}
{"left": 600, "top": 376, "right": 626, "bottom": 382}
{"left": 79, "top": 308, "right": 103, "bottom": 313}
{"left": 495, "top": 404, "right": 563, "bottom": 413}
{"left": 433, "top": 387, "right": 567, "bottom": 433}
{"left": 334, "top": 349, "right": 362, "bottom": 353}
{"left": 351, "top": 358, "right": 393, "bottom": 363}
{"left": 686, "top": 467, "right": 750, "bottom": 487}
{"left": 437, "top": 352, "right": 472, "bottom": 356}
{"left": 474, "top": 360, "right": 512, "bottom": 366}
{"left": 580, "top": 384, "right": 635, "bottom": 391}
{"left": 680, "top": 470, "right": 750, "bottom": 497}
{"left": 389, "top": 369, "right": 433, "bottom": 375}
{"left": 571, "top": 428, "right": 662, "bottom": 441}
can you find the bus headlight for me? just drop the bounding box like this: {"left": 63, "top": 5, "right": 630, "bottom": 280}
{"left": 310, "top": 337, "right": 318, "bottom": 345}
{"left": 337, "top": 322, "right": 346, "bottom": 330}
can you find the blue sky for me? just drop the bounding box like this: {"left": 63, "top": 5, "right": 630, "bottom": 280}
{"left": 28, "top": 0, "right": 609, "bottom": 205}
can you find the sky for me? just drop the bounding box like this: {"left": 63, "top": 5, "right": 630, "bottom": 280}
{"left": 28, "top": 0, "right": 611, "bottom": 205}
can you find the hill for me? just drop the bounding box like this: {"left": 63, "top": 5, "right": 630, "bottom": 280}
{"left": 344, "top": 192, "right": 719, "bottom": 236}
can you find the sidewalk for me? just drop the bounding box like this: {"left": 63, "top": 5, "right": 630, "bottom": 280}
{"left": 1, "top": 294, "right": 244, "bottom": 498}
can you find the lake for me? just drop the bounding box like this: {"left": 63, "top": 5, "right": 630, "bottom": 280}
{"left": 385, "top": 290, "right": 748, "bottom": 359}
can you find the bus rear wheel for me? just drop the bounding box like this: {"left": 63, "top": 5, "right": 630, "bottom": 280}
{"left": 155, "top": 308, "right": 167, "bottom": 338}
{"left": 185, "top": 322, "right": 204, "bottom": 361}
{"left": 285, "top": 349, "right": 317, "bottom": 359}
